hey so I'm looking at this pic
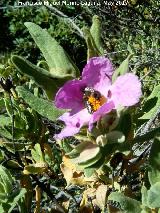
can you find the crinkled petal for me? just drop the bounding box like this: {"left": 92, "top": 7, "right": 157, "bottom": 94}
{"left": 82, "top": 57, "right": 114, "bottom": 96}
{"left": 89, "top": 101, "right": 115, "bottom": 131}
{"left": 55, "top": 79, "right": 86, "bottom": 111}
{"left": 110, "top": 73, "right": 142, "bottom": 107}
{"left": 55, "top": 109, "right": 91, "bottom": 139}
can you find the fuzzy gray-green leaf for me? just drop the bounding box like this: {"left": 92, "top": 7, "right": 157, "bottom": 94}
{"left": 11, "top": 55, "right": 59, "bottom": 99}
{"left": 147, "top": 182, "right": 160, "bottom": 208}
{"left": 83, "top": 27, "right": 101, "bottom": 60}
{"left": 90, "top": 15, "right": 104, "bottom": 54}
{"left": 108, "top": 192, "right": 141, "bottom": 213}
{"left": 16, "top": 86, "right": 65, "bottom": 121}
{"left": 24, "top": 22, "right": 79, "bottom": 78}
{"left": 0, "top": 165, "right": 14, "bottom": 194}
{"left": 112, "top": 54, "right": 133, "bottom": 82}
{"left": 139, "top": 84, "right": 160, "bottom": 120}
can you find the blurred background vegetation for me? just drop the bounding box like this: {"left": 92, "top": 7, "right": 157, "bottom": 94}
{"left": 1, "top": 0, "right": 159, "bottom": 72}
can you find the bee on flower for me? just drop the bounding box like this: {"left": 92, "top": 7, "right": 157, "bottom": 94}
{"left": 54, "top": 57, "right": 142, "bottom": 139}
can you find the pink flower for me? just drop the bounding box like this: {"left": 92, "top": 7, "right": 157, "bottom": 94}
{"left": 54, "top": 57, "right": 142, "bottom": 139}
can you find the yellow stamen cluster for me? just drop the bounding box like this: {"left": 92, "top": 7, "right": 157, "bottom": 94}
{"left": 88, "top": 96, "right": 106, "bottom": 112}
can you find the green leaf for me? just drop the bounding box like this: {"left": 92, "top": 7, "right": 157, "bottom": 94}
{"left": 37, "top": 60, "right": 49, "bottom": 71}
{"left": 141, "top": 185, "right": 148, "bottom": 207}
{"left": 84, "top": 167, "right": 95, "bottom": 178}
{"left": 24, "top": 22, "right": 79, "bottom": 78}
{"left": 14, "top": 114, "right": 26, "bottom": 130}
{"left": 116, "top": 112, "right": 132, "bottom": 139}
{"left": 148, "top": 169, "right": 160, "bottom": 186}
{"left": 0, "top": 115, "right": 11, "bottom": 127}
{"left": 18, "top": 197, "right": 28, "bottom": 213}
{"left": 1, "top": 141, "right": 32, "bottom": 152}
{"left": 0, "top": 205, "right": 4, "bottom": 213}
{"left": 0, "top": 98, "right": 5, "bottom": 111}
{"left": 90, "top": 15, "right": 104, "bottom": 55}
{"left": 0, "top": 193, "right": 7, "bottom": 202}
{"left": 96, "top": 131, "right": 125, "bottom": 147}
{"left": 3, "top": 95, "right": 12, "bottom": 117}
{"left": 11, "top": 55, "right": 69, "bottom": 99}
{"left": 5, "top": 160, "right": 22, "bottom": 170}
{"left": 83, "top": 27, "right": 101, "bottom": 60}
{"left": 31, "top": 143, "right": 44, "bottom": 162}
{"left": 67, "top": 141, "right": 89, "bottom": 158}
{"left": 11, "top": 55, "right": 55, "bottom": 79}
{"left": 74, "top": 143, "right": 102, "bottom": 168}
{"left": 0, "top": 127, "right": 12, "bottom": 139}
{"left": 23, "top": 163, "right": 47, "bottom": 174}
{"left": 1, "top": 203, "right": 10, "bottom": 213}
{"left": 139, "top": 84, "right": 160, "bottom": 120}
{"left": 106, "top": 131, "right": 125, "bottom": 144}
{"left": 112, "top": 54, "right": 133, "bottom": 82}
{"left": 59, "top": 139, "right": 74, "bottom": 154}
{"left": 20, "top": 175, "right": 32, "bottom": 213}
{"left": 0, "top": 64, "right": 11, "bottom": 79}
{"left": 0, "top": 165, "right": 14, "bottom": 194}
{"left": 16, "top": 86, "right": 65, "bottom": 122}
{"left": 147, "top": 182, "right": 160, "bottom": 208}
{"left": 8, "top": 188, "right": 27, "bottom": 213}
{"left": 108, "top": 192, "right": 141, "bottom": 213}
{"left": 0, "top": 182, "right": 5, "bottom": 194}
{"left": 141, "top": 209, "right": 150, "bottom": 213}
{"left": 83, "top": 151, "right": 108, "bottom": 178}
{"left": 148, "top": 137, "right": 160, "bottom": 185}
{"left": 149, "top": 137, "right": 160, "bottom": 170}
{"left": 23, "top": 110, "right": 42, "bottom": 138}
{"left": 0, "top": 150, "right": 4, "bottom": 161}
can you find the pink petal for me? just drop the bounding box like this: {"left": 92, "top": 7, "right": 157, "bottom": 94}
{"left": 89, "top": 101, "right": 115, "bottom": 131}
{"left": 110, "top": 73, "right": 142, "bottom": 107}
{"left": 55, "top": 79, "right": 86, "bottom": 111}
{"left": 82, "top": 57, "right": 114, "bottom": 96}
{"left": 55, "top": 109, "right": 91, "bottom": 139}
{"left": 55, "top": 125, "right": 80, "bottom": 140}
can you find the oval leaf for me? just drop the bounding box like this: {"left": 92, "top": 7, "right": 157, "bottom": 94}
{"left": 147, "top": 182, "right": 160, "bottom": 208}
{"left": 75, "top": 143, "right": 102, "bottom": 167}
{"left": 108, "top": 192, "right": 141, "bottom": 213}
{"left": 96, "top": 185, "right": 108, "bottom": 210}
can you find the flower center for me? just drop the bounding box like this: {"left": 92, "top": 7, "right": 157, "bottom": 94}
{"left": 88, "top": 96, "right": 102, "bottom": 111}
{"left": 83, "top": 87, "right": 107, "bottom": 114}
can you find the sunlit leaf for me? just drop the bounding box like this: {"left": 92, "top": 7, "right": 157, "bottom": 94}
{"left": 24, "top": 22, "right": 79, "bottom": 78}
{"left": 90, "top": 15, "right": 104, "bottom": 54}
{"left": 74, "top": 143, "right": 102, "bottom": 168}
{"left": 147, "top": 182, "right": 160, "bottom": 208}
{"left": 112, "top": 54, "right": 133, "bottom": 82}
{"left": 16, "top": 86, "right": 65, "bottom": 121}
{"left": 0, "top": 165, "right": 14, "bottom": 194}
{"left": 8, "top": 188, "right": 27, "bottom": 213}
{"left": 83, "top": 27, "right": 101, "bottom": 60}
{"left": 139, "top": 84, "right": 160, "bottom": 120}
{"left": 148, "top": 137, "right": 160, "bottom": 185}
{"left": 31, "top": 143, "right": 44, "bottom": 163}
{"left": 96, "top": 185, "right": 108, "bottom": 210}
{"left": 108, "top": 192, "right": 141, "bottom": 213}
{"left": 23, "top": 163, "right": 48, "bottom": 175}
